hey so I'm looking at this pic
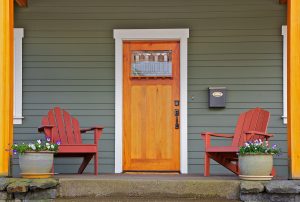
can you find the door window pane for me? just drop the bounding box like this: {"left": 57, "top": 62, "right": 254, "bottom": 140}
{"left": 131, "top": 50, "right": 172, "bottom": 77}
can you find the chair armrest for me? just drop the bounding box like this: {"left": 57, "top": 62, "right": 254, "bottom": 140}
{"left": 80, "top": 125, "right": 104, "bottom": 133}
{"left": 38, "top": 125, "right": 55, "bottom": 133}
{"left": 245, "top": 131, "right": 273, "bottom": 138}
{"left": 81, "top": 126, "right": 104, "bottom": 144}
{"left": 201, "top": 132, "right": 234, "bottom": 150}
{"left": 201, "top": 132, "right": 234, "bottom": 138}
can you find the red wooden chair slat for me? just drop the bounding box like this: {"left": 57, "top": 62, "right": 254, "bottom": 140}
{"left": 257, "top": 111, "right": 269, "bottom": 132}
{"left": 54, "top": 107, "right": 68, "bottom": 144}
{"left": 242, "top": 110, "right": 256, "bottom": 143}
{"left": 63, "top": 110, "right": 75, "bottom": 144}
{"left": 201, "top": 107, "right": 274, "bottom": 176}
{"left": 252, "top": 110, "right": 267, "bottom": 140}
{"left": 48, "top": 110, "right": 60, "bottom": 143}
{"left": 255, "top": 115, "right": 265, "bottom": 132}
{"left": 249, "top": 108, "right": 261, "bottom": 129}
{"left": 241, "top": 109, "right": 257, "bottom": 144}
{"left": 41, "top": 116, "right": 51, "bottom": 138}
{"left": 232, "top": 112, "right": 245, "bottom": 145}
{"left": 72, "top": 117, "right": 82, "bottom": 144}
{"left": 38, "top": 107, "right": 104, "bottom": 175}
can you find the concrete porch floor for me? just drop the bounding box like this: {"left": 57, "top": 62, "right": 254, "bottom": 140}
{"left": 54, "top": 197, "right": 240, "bottom": 202}
{"left": 55, "top": 174, "right": 241, "bottom": 200}
{"left": 56, "top": 173, "right": 239, "bottom": 180}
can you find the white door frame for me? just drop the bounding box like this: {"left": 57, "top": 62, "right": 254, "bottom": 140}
{"left": 113, "top": 29, "right": 189, "bottom": 173}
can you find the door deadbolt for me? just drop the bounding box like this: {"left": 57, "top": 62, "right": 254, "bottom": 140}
{"left": 175, "top": 109, "right": 180, "bottom": 129}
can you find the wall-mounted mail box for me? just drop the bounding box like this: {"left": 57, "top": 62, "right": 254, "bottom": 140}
{"left": 208, "top": 87, "right": 226, "bottom": 108}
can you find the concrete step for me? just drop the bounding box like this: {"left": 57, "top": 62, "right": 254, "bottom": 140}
{"left": 56, "top": 174, "right": 240, "bottom": 200}
{"left": 54, "top": 197, "right": 241, "bottom": 202}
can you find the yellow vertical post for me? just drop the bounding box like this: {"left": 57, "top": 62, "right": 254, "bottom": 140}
{"left": 0, "top": 0, "right": 14, "bottom": 176}
{"left": 288, "top": 0, "right": 300, "bottom": 179}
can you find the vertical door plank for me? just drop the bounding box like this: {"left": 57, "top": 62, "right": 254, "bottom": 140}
{"left": 130, "top": 86, "right": 144, "bottom": 159}
{"left": 145, "top": 86, "right": 157, "bottom": 160}
{"left": 157, "top": 85, "right": 173, "bottom": 159}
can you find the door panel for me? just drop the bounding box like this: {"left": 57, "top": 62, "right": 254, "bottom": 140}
{"left": 123, "top": 41, "right": 180, "bottom": 171}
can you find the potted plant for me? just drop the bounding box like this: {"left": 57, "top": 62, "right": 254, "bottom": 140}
{"left": 12, "top": 137, "right": 60, "bottom": 178}
{"left": 238, "top": 139, "right": 281, "bottom": 180}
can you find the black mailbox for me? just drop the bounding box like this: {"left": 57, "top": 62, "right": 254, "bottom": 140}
{"left": 209, "top": 87, "right": 226, "bottom": 108}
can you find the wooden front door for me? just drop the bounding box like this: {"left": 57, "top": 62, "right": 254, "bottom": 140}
{"left": 123, "top": 41, "right": 180, "bottom": 171}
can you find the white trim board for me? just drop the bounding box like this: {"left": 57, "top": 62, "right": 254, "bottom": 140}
{"left": 113, "top": 29, "right": 189, "bottom": 174}
{"left": 282, "top": 25, "right": 287, "bottom": 125}
{"left": 14, "top": 28, "right": 24, "bottom": 124}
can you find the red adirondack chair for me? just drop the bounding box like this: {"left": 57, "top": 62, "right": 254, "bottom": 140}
{"left": 201, "top": 107, "right": 274, "bottom": 176}
{"left": 38, "top": 107, "right": 103, "bottom": 175}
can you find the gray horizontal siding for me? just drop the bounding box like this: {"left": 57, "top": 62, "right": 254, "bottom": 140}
{"left": 21, "top": 42, "right": 282, "bottom": 54}
{"left": 14, "top": 0, "right": 287, "bottom": 176}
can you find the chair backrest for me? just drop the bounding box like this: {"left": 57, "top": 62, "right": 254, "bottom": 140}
{"left": 231, "top": 107, "right": 270, "bottom": 147}
{"left": 41, "top": 107, "right": 82, "bottom": 144}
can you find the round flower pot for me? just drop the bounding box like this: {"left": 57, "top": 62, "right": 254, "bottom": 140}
{"left": 238, "top": 154, "right": 273, "bottom": 180}
{"left": 19, "top": 151, "right": 54, "bottom": 178}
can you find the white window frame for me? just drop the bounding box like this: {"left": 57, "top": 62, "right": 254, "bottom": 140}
{"left": 14, "top": 28, "right": 24, "bottom": 124}
{"left": 113, "top": 29, "right": 189, "bottom": 173}
{"left": 282, "top": 25, "right": 287, "bottom": 124}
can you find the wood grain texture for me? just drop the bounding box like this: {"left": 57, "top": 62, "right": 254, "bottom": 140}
{"left": 0, "top": 0, "right": 14, "bottom": 176}
{"left": 123, "top": 41, "right": 180, "bottom": 171}
{"left": 287, "top": 0, "right": 300, "bottom": 179}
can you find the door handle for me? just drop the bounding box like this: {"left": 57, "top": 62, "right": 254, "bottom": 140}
{"left": 175, "top": 109, "right": 180, "bottom": 129}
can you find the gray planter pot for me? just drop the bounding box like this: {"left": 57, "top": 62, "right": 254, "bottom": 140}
{"left": 19, "top": 152, "right": 54, "bottom": 177}
{"left": 238, "top": 154, "right": 273, "bottom": 180}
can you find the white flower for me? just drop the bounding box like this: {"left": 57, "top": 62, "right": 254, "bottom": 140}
{"left": 31, "top": 145, "right": 36, "bottom": 150}
{"left": 46, "top": 145, "right": 50, "bottom": 149}
{"left": 46, "top": 143, "right": 50, "bottom": 146}
{"left": 245, "top": 143, "right": 249, "bottom": 147}
{"left": 37, "top": 140, "right": 41, "bottom": 144}
{"left": 50, "top": 145, "right": 54, "bottom": 149}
